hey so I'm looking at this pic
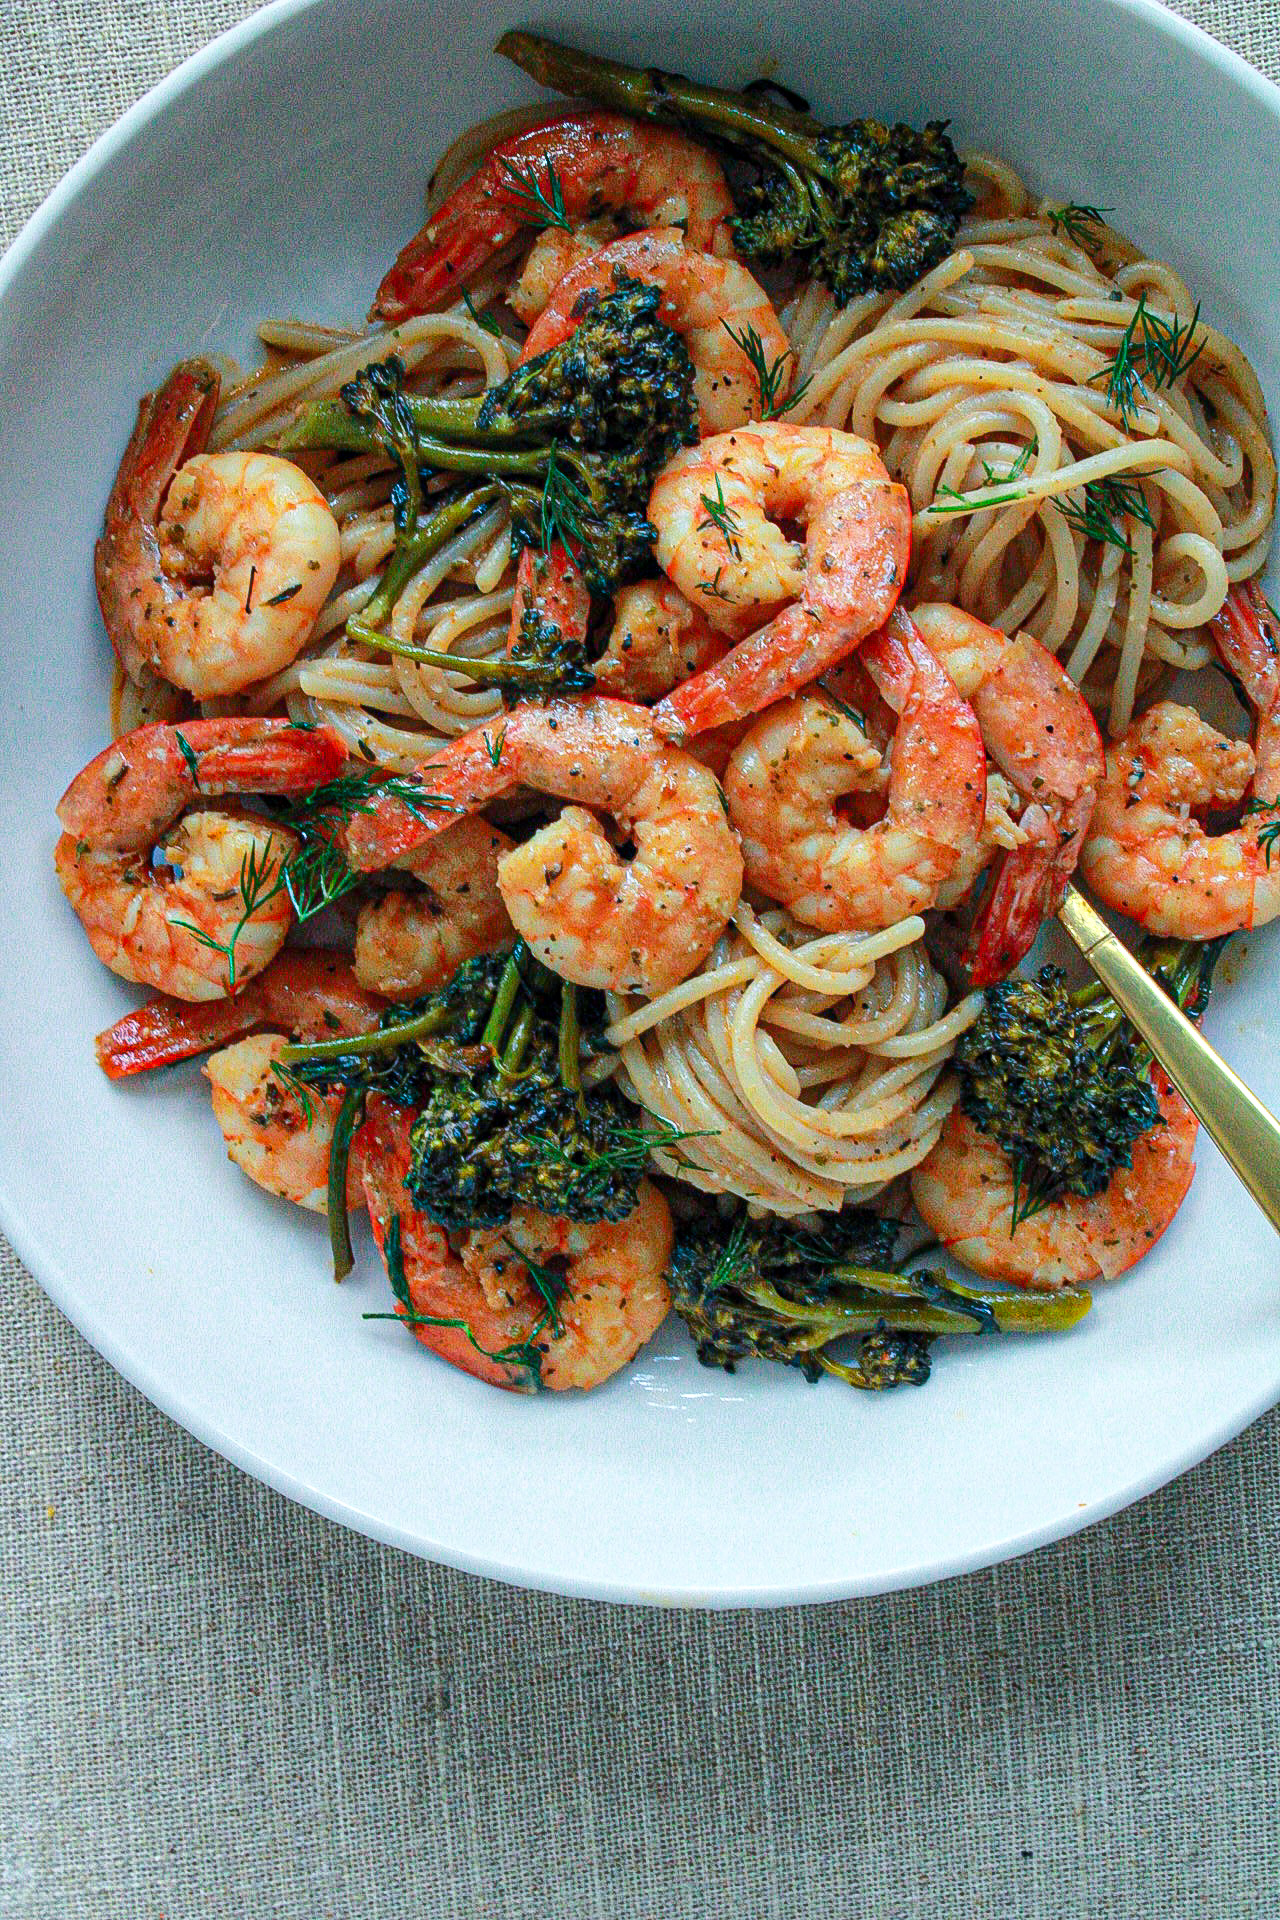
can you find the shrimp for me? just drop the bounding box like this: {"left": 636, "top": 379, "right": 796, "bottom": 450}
{"left": 94, "top": 948, "right": 384, "bottom": 1078}
{"left": 520, "top": 229, "right": 792, "bottom": 435}
{"left": 54, "top": 718, "right": 345, "bottom": 1001}
{"left": 92, "top": 949, "right": 384, "bottom": 1211}
{"left": 509, "top": 224, "right": 608, "bottom": 324}
{"left": 205, "top": 1034, "right": 366, "bottom": 1214}
{"left": 342, "top": 697, "right": 744, "bottom": 995}
{"left": 95, "top": 360, "right": 341, "bottom": 698}
{"left": 592, "top": 577, "right": 728, "bottom": 702}
{"left": 354, "top": 816, "right": 515, "bottom": 999}
{"left": 648, "top": 423, "right": 911, "bottom": 739}
{"left": 901, "top": 603, "right": 1105, "bottom": 983}
{"left": 372, "top": 111, "right": 736, "bottom": 321}
{"left": 1079, "top": 580, "right": 1280, "bottom": 938}
{"left": 723, "top": 615, "right": 986, "bottom": 929}
{"left": 911, "top": 1072, "right": 1197, "bottom": 1288}
{"left": 504, "top": 543, "right": 593, "bottom": 667}
{"left": 359, "top": 1097, "right": 672, "bottom": 1392}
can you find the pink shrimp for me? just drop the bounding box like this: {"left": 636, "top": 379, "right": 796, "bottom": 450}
{"left": 92, "top": 948, "right": 386, "bottom": 1216}
{"left": 372, "top": 111, "right": 736, "bottom": 322}
{"left": 648, "top": 423, "right": 911, "bottom": 739}
{"left": 340, "top": 696, "right": 743, "bottom": 995}
{"left": 55, "top": 719, "right": 345, "bottom": 1001}
{"left": 912, "top": 1071, "right": 1198, "bottom": 1289}
{"left": 1079, "top": 579, "right": 1280, "bottom": 938}
{"left": 724, "top": 613, "right": 986, "bottom": 929}
{"left": 896, "top": 603, "right": 1105, "bottom": 984}
{"left": 95, "top": 360, "right": 341, "bottom": 697}
{"left": 359, "top": 1098, "right": 673, "bottom": 1392}
{"left": 520, "top": 228, "right": 791, "bottom": 434}
{"left": 94, "top": 948, "right": 384, "bottom": 1079}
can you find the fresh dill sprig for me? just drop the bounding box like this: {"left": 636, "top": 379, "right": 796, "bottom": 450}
{"left": 721, "top": 320, "right": 812, "bottom": 420}
{"left": 504, "top": 1238, "right": 568, "bottom": 1338}
{"left": 494, "top": 154, "right": 573, "bottom": 232}
{"left": 698, "top": 473, "right": 743, "bottom": 558}
{"left": 171, "top": 837, "right": 288, "bottom": 992}
{"left": 276, "top": 768, "right": 455, "bottom": 923}
{"left": 1092, "top": 292, "right": 1205, "bottom": 426}
{"left": 696, "top": 566, "right": 733, "bottom": 601}
{"left": 817, "top": 674, "right": 867, "bottom": 734}
{"left": 268, "top": 1055, "right": 320, "bottom": 1128}
{"left": 363, "top": 1217, "right": 553, "bottom": 1385}
{"left": 1044, "top": 202, "right": 1114, "bottom": 247}
{"left": 483, "top": 725, "right": 507, "bottom": 769}
{"left": 531, "top": 1114, "right": 713, "bottom": 1204}
{"left": 539, "top": 444, "right": 590, "bottom": 562}
{"left": 1009, "top": 1155, "right": 1054, "bottom": 1234}
{"left": 981, "top": 437, "right": 1037, "bottom": 488}
{"left": 1055, "top": 474, "right": 1157, "bottom": 554}
{"left": 173, "top": 729, "right": 201, "bottom": 782}
{"left": 1244, "top": 797, "right": 1280, "bottom": 869}
{"left": 928, "top": 438, "right": 1039, "bottom": 517}
{"left": 462, "top": 290, "right": 504, "bottom": 337}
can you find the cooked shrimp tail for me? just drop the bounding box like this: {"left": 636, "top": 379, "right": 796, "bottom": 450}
{"left": 56, "top": 719, "right": 345, "bottom": 1001}
{"left": 372, "top": 111, "right": 736, "bottom": 322}
{"left": 725, "top": 610, "right": 986, "bottom": 930}
{"left": 95, "top": 948, "right": 384, "bottom": 1078}
{"left": 905, "top": 603, "right": 1104, "bottom": 984}
{"left": 1080, "top": 578, "right": 1280, "bottom": 939}
{"left": 360, "top": 1097, "right": 673, "bottom": 1392}
{"left": 519, "top": 228, "right": 791, "bottom": 434}
{"left": 344, "top": 697, "right": 743, "bottom": 995}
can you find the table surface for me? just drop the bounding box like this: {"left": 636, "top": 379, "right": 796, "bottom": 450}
{"left": 4, "top": 2, "right": 1279, "bottom": 1913}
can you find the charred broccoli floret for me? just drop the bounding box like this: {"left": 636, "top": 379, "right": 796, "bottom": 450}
{"left": 956, "top": 935, "right": 1228, "bottom": 1214}
{"left": 280, "top": 943, "right": 690, "bottom": 1261}
{"left": 668, "top": 1207, "right": 1090, "bottom": 1391}
{"left": 498, "top": 32, "right": 972, "bottom": 302}
{"left": 282, "top": 277, "right": 697, "bottom": 605}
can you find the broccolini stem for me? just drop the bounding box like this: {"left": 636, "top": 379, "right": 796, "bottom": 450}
{"left": 481, "top": 947, "right": 527, "bottom": 1054}
{"left": 281, "top": 392, "right": 491, "bottom": 454}
{"left": 498, "top": 1001, "right": 538, "bottom": 1080}
{"left": 751, "top": 1271, "right": 1091, "bottom": 1343}
{"left": 350, "top": 485, "right": 502, "bottom": 633}
{"left": 496, "top": 31, "right": 820, "bottom": 167}
{"left": 279, "top": 1002, "right": 460, "bottom": 1068}
{"left": 327, "top": 1086, "right": 366, "bottom": 1283}
{"left": 558, "top": 982, "right": 589, "bottom": 1118}
{"left": 1072, "top": 934, "right": 1228, "bottom": 1067}
{"left": 345, "top": 633, "right": 586, "bottom": 700}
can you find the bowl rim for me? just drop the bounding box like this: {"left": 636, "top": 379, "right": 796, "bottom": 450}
{"left": 3, "top": 0, "right": 1278, "bottom": 1606}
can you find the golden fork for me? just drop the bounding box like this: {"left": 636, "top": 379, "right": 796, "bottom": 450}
{"left": 1057, "top": 887, "right": 1280, "bottom": 1234}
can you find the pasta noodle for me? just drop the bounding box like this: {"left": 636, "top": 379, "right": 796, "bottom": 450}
{"left": 783, "top": 156, "right": 1276, "bottom": 733}
{"left": 605, "top": 905, "right": 982, "bottom": 1215}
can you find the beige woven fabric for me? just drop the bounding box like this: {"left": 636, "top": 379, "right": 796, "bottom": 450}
{"left": 3, "top": 3, "right": 1280, "bottom": 1914}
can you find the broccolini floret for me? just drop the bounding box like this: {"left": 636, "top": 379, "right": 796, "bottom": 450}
{"left": 668, "top": 1207, "right": 1090, "bottom": 1391}
{"left": 955, "top": 935, "right": 1228, "bottom": 1217}
{"left": 282, "top": 278, "right": 698, "bottom": 605}
{"left": 280, "top": 943, "right": 690, "bottom": 1247}
{"left": 498, "top": 32, "right": 972, "bottom": 302}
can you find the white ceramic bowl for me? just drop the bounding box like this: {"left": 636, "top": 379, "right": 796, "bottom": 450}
{"left": 2, "top": 0, "right": 1277, "bottom": 1605}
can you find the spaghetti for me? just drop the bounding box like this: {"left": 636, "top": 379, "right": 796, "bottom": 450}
{"left": 605, "top": 905, "right": 982, "bottom": 1215}
{"left": 783, "top": 156, "right": 1276, "bottom": 733}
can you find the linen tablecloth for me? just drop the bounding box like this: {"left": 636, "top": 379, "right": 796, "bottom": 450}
{"left": 3, "top": 3, "right": 1279, "bottom": 1912}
